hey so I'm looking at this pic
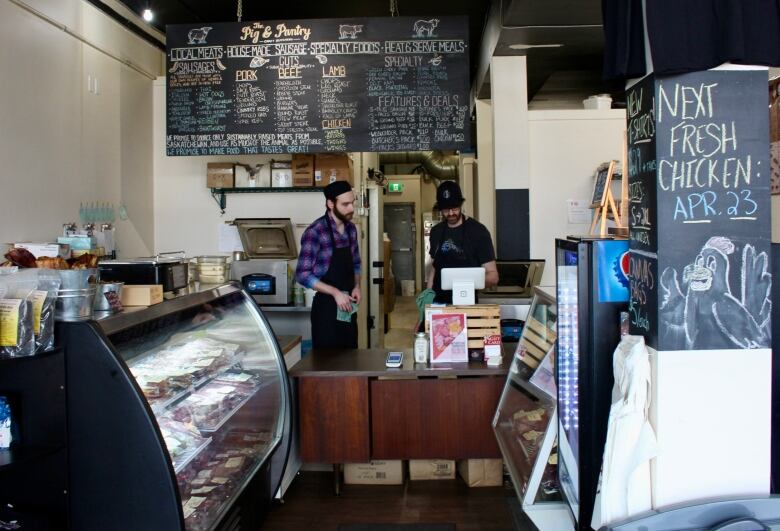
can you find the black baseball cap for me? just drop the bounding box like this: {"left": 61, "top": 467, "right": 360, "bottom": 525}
{"left": 435, "top": 180, "right": 465, "bottom": 210}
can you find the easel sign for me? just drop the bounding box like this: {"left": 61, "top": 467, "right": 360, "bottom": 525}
{"left": 589, "top": 160, "right": 623, "bottom": 237}
{"left": 590, "top": 163, "right": 612, "bottom": 208}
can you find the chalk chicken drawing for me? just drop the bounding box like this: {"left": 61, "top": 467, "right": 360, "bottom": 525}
{"left": 187, "top": 27, "right": 213, "bottom": 45}
{"left": 338, "top": 24, "right": 363, "bottom": 39}
{"left": 659, "top": 236, "right": 771, "bottom": 350}
{"left": 413, "top": 19, "right": 439, "bottom": 38}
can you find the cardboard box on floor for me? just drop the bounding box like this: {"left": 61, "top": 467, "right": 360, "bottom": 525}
{"left": 315, "top": 153, "right": 354, "bottom": 188}
{"left": 344, "top": 460, "right": 403, "bottom": 485}
{"left": 457, "top": 459, "right": 504, "bottom": 487}
{"left": 409, "top": 459, "right": 456, "bottom": 480}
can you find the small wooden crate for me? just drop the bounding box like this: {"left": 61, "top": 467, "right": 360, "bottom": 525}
{"left": 425, "top": 304, "right": 501, "bottom": 350}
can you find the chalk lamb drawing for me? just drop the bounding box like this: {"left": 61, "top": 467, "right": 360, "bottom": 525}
{"left": 659, "top": 236, "right": 771, "bottom": 350}
{"left": 339, "top": 24, "right": 363, "bottom": 39}
{"left": 187, "top": 27, "right": 213, "bottom": 45}
{"left": 413, "top": 19, "right": 439, "bottom": 38}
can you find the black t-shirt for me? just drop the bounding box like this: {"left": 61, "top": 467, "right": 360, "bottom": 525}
{"left": 429, "top": 216, "right": 496, "bottom": 303}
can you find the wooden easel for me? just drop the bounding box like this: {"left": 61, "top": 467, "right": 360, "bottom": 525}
{"left": 589, "top": 160, "right": 624, "bottom": 237}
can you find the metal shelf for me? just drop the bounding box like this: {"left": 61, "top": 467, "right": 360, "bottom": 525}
{"left": 210, "top": 187, "right": 321, "bottom": 214}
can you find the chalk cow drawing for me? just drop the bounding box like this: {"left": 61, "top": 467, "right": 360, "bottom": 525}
{"left": 187, "top": 27, "right": 213, "bottom": 45}
{"left": 339, "top": 24, "right": 363, "bottom": 39}
{"left": 413, "top": 19, "right": 439, "bottom": 38}
{"left": 659, "top": 236, "right": 771, "bottom": 350}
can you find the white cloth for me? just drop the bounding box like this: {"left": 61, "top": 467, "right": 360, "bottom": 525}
{"left": 591, "top": 335, "right": 657, "bottom": 529}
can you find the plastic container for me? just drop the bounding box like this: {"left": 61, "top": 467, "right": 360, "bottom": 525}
{"left": 583, "top": 94, "right": 612, "bottom": 110}
{"left": 195, "top": 256, "right": 230, "bottom": 284}
{"left": 414, "top": 332, "right": 429, "bottom": 364}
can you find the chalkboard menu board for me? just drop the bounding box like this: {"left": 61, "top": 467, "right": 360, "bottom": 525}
{"left": 627, "top": 75, "right": 657, "bottom": 253}
{"left": 166, "top": 17, "right": 471, "bottom": 156}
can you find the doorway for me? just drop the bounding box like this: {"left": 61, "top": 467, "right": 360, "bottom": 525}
{"left": 383, "top": 203, "right": 416, "bottom": 295}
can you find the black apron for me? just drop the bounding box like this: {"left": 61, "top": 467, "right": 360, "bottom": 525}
{"left": 432, "top": 215, "right": 470, "bottom": 304}
{"left": 310, "top": 213, "right": 358, "bottom": 349}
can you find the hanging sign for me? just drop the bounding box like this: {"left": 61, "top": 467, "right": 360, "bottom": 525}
{"left": 166, "top": 16, "right": 470, "bottom": 156}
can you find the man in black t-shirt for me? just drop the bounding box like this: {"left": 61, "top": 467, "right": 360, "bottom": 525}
{"left": 426, "top": 181, "right": 498, "bottom": 304}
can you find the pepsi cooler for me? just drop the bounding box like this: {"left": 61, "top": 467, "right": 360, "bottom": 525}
{"left": 555, "top": 237, "right": 629, "bottom": 530}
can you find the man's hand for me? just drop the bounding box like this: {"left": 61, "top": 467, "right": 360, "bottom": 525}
{"left": 333, "top": 290, "right": 353, "bottom": 312}
{"left": 351, "top": 286, "right": 362, "bottom": 305}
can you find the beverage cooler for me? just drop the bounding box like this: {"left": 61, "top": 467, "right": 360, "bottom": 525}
{"left": 555, "top": 237, "right": 629, "bottom": 530}
{"left": 56, "top": 284, "right": 292, "bottom": 531}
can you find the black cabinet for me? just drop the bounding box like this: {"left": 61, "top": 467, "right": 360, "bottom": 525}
{"left": 0, "top": 349, "right": 67, "bottom": 529}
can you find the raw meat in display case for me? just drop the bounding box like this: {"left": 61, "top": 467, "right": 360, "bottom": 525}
{"left": 57, "top": 284, "right": 291, "bottom": 531}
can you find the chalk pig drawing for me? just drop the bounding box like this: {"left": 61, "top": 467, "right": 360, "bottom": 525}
{"left": 339, "top": 24, "right": 363, "bottom": 39}
{"left": 413, "top": 19, "right": 439, "bottom": 37}
{"left": 187, "top": 27, "right": 213, "bottom": 45}
{"left": 659, "top": 236, "right": 771, "bottom": 350}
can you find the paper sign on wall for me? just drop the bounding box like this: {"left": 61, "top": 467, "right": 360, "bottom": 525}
{"left": 567, "top": 199, "right": 592, "bottom": 224}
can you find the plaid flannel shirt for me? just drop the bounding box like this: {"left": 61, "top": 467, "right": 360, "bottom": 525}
{"left": 295, "top": 213, "right": 361, "bottom": 289}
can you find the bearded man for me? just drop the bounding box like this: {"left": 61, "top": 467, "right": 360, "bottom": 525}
{"left": 295, "top": 180, "right": 362, "bottom": 349}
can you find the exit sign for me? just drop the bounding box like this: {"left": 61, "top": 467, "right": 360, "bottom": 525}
{"left": 388, "top": 182, "right": 404, "bottom": 193}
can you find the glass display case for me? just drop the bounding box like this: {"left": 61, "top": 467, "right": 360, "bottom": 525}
{"left": 57, "top": 284, "right": 291, "bottom": 531}
{"left": 493, "top": 288, "right": 572, "bottom": 531}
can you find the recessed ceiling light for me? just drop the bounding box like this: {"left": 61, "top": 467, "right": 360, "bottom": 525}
{"left": 508, "top": 43, "right": 564, "bottom": 50}
{"left": 142, "top": 8, "right": 154, "bottom": 22}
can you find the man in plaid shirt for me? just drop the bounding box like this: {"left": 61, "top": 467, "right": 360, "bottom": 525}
{"left": 295, "top": 180, "right": 361, "bottom": 348}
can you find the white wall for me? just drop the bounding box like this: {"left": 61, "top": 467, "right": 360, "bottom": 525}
{"left": 0, "top": 0, "right": 163, "bottom": 256}
{"left": 529, "top": 109, "right": 627, "bottom": 285}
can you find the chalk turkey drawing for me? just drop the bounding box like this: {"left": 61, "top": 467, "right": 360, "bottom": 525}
{"left": 659, "top": 236, "right": 771, "bottom": 350}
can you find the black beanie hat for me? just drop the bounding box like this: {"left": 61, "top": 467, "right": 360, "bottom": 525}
{"left": 324, "top": 180, "right": 352, "bottom": 201}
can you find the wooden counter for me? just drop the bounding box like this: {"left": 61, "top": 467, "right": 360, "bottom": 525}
{"left": 290, "top": 347, "right": 512, "bottom": 463}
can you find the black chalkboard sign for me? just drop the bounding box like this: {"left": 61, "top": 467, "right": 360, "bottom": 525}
{"left": 628, "top": 251, "right": 659, "bottom": 346}
{"left": 165, "top": 17, "right": 470, "bottom": 156}
{"left": 627, "top": 75, "right": 658, "bottom": 253}
{"left": 590, "top": 164, "right": 610, "bottom": 207}
{"left": 653, "top": 69, "right": 771, "bottom": 351}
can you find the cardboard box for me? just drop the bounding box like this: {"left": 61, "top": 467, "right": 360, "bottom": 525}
{"left": 14, "top": 242, "right": 69, "bottom": 259}
{"left": 457, "top": 459, "right": 503, "bottom": 487}
{"left": 344, "top": 461, "right": 403, "bottom": 485}
{"left": 409, "top": 459, "right": 456, "bottom": 480}
{"left": 271, "top": 160, "right": 293, "bottom": 188}
{"left": 121, "top": 285, "right": 163, "bottom": 306}
{"left": 207, "top": 163, "right": 235, "bottom": 188}
{"left": 292, "top": 154, "right": 314, "bottom": 187}
{"left": 314, "top": 153, "right": 354, "bottom": 187}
